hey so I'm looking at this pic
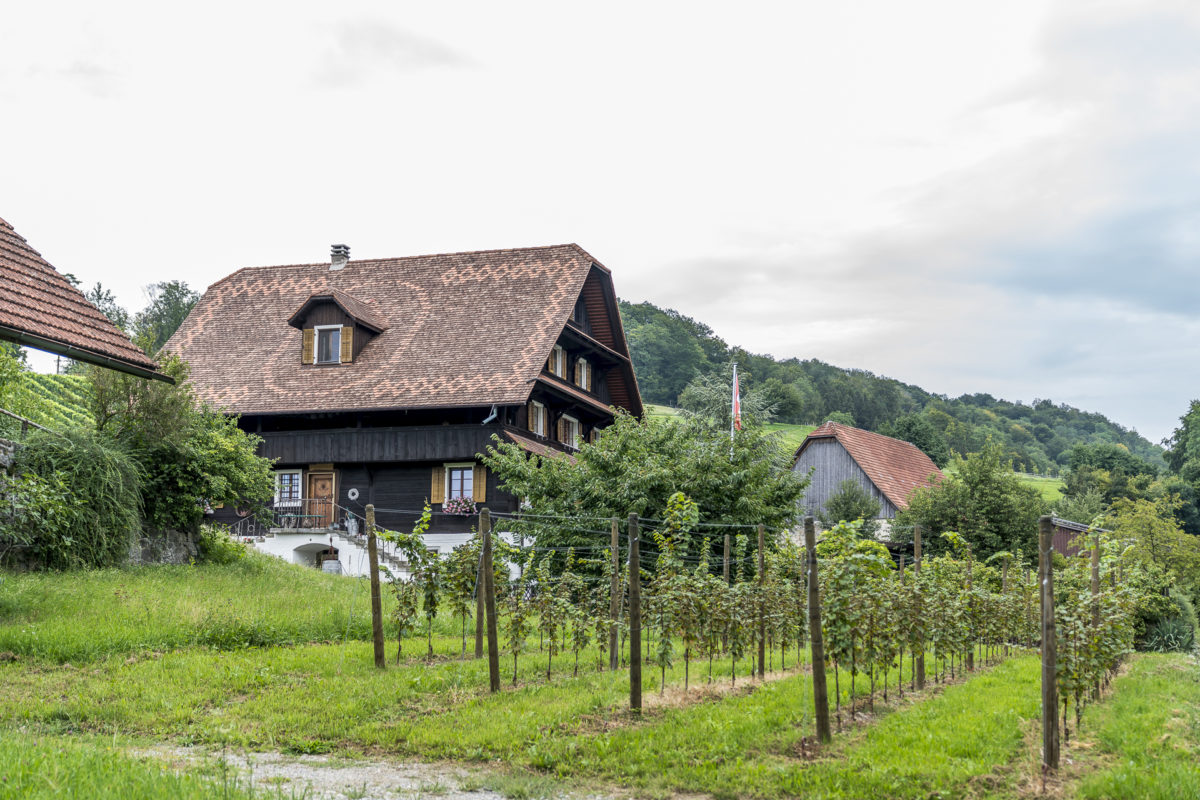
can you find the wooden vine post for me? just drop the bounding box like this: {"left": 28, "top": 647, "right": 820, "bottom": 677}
{"left": 628, "top": 513, "right": 642, "bottom": 712}
{"left": 966, "top": 548, "right": 974, "bottom": 671}
{"left": 914, "top": 523, "right": 925, "bottom": 690}
{"left": 757, "top": 523, "right": 766, "bottom": 680}
{"left": 1090, "top": 531, "right": 1102, "bottom": 698}
{"left": 1039, "top": 515, "right": 1060, "bottom": 772}
{"left": 481, "top": 508, "right": 501, "bottom": 692}
{"left": 805, "top": 517, "right": 832, "bottom": 744}
{"left": 474, "top": 548, "right": 485, "bottom": 659}
{"left": 722, "top": 533, "right": 731, "bottom": 650}
{"left": 366, "top": 504, "right": 385, "bottom": 669}
{"left": 609, "top": 517, "right": 621, "bottom": 671}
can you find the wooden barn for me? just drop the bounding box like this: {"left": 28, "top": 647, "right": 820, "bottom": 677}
{"left": 792, "top": 422, "right": 943, "bottom": 525}
{"left": 166, "top": 243, "right": 642, "bottom": 573}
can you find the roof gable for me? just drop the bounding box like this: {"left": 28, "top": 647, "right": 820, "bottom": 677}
{"left": 287, "top": 289, "right": 388, "bottom": 333}
{"left": 167, "top": 243, "right": 636, "bottom": 416}
{"left": 0, "top": 216, "right": 164, "bottom": 381}
{"left": 795, "top": 422, "right": 943, "bottom": 510}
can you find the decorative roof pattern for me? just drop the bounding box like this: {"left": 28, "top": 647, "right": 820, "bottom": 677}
{"left": 288, "top": 288, "right": 388, "bottom": 333}
{"left": 167, "top": 243, "right": 618, "bottom": 415}
{"left": 0, "top": 215, "right": 160, "bottom": 375}
{"left": 796, "top": 422, "right": 943, "bottom": 510}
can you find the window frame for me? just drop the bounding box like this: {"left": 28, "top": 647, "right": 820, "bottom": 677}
{"left": 548, "top": 345, "right": 566, "bottom": 378}
{"left": 274, "top": 469, "right": 302, "bottom": 507}
{"left": 575, "top": 357, "right": 591, "bottom": 391}
{"left": 561, "top": 414, "right": 580, "bottom": 449}
{"left": 444, "top": 462, "right": 475, "bottom": 501}
{"left": 530, "top": 401, "right": 546, "bottom": 437}
{"left": 314, "top": 324, "right": 342, "bottom": 365}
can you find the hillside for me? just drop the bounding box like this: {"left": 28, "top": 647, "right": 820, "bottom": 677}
{"left": 0, "top": 372, "right": 94, "bottom": 436}
{"left": 621, "top": 300, "right": 1163, "bottom": 474}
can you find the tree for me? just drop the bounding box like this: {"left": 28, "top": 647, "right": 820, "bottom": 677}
{"left": 480, "top": 411, "right": 807, "bottom": 563}
{"left": 133, "top": 280, "right": 199, "bottom": 354}
{"left": 878, "top": 413, "right": 951, "bottom": 468}
{"left": 894, "top": 440, "right": 1047, "bottom": 559}
{"left": 84, "top": 282, "right": 131, "bottom": 331}
{"left": 678, "top": 366, "right": 776, "bottom": 429}
{"left": 818, "top": 479, "right": 882, "bottom": 537}
{"left": 89, "top": 354, "right": 273, "bottom": 531}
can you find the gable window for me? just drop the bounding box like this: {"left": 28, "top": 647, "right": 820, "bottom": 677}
{"left": 547, "top": 345, "right": 566, "bottom": 378}
{"left": 559, "top": 414, "right": 580, "bottom": 449}
{"left": 574, "top": 357, "right": 591, "bottom": 391}
{"left": 275, "top": 469, "right": 302, "bottom": 507}
{"left": 315, "top": 325, "right": 341, "bottom": 364}
{"left": 529, "top": 401, "right": 546, "bottom": 437}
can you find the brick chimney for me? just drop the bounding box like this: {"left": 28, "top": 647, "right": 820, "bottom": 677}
{"left": 330, "top": 243, "right": 350, "bottom": 271}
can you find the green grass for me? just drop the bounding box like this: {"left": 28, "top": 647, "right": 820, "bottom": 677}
{"left": 0, "top": 552, "right": 380, "bottom": 662}
{"left": 1017, "top": 473, "right": 1065, "bottom": 504}
{"left": 0, "top": 731, "right": 286, "bottom": 799}
{"left": 645, "top": 404, "right": 815, "bottom": 451}
{"left": 1070, "top": 653, "right": 1200, "bottom": 799}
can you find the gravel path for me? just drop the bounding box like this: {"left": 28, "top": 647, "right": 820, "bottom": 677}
{"left": 138, "top": 745, "right": 554, "bottom": 800}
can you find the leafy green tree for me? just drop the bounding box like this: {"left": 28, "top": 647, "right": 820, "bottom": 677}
{"left": 480, "top": 411, "right": 807, "bottom": 561}
{"left": 90, "top": 355, "right": 273, "bottom": 531}
{"left": 878, "top": 413, "right": 951, "bottom": 467}
{"left": 824, "top": 410, "right": 855, "bottom": 426}
{"left": 133, "top": 280, "right": 199, "bottom": 354}
{"left": 818, "top": 479, "right": 882, "bottom": 538}
{"left": 678, "top": 366, "right": 776, "bottom": 429}
{"left": 84, "top": 282, "right": 131, "bottom": 331}
{"left": 894, "top": 440, "right": 1047, "bottom": 559}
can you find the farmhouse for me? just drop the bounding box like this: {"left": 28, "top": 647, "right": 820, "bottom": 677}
{"left": 792, "top": 422, "right": 943, "bottom": 529}
{"left": 167, "top": 243, "right": 642, "bottom": 574}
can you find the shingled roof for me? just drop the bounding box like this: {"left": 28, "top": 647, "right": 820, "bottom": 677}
{"left": 167, "top": 243, "right": 639, "bottom": 416}
{"left": 0, "top": 215, "right": 165, "bottom": 381}
{"left": 795, "top": 422, "right": 943, "bottom": 510}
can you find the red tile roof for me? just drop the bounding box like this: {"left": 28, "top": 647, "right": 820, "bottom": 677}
{"left": 504, "top": 430, "right": 576, "bottom": 462}
{"left": 0, "top": 215, "right": 162, "bottom": 378}
{"left": 795, "top": 422, "right": 943, "bottom": 510}
{"left": 167, "top": 243, "right": 625, "bottom": 415}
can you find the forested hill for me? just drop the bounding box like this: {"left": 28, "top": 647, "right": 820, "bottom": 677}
{"left": 618, "top": 300, "right": 1164, "bottom": 473}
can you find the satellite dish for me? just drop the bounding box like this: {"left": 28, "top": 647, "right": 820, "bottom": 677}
{"left": 347, "top": 488, "right": 360, "bottom": 501}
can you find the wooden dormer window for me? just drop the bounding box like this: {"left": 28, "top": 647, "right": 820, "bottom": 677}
{"left": 316, "top": 326, "right": 341, "bottom": 364}
{"left": 302, "top": 324, "right": 354, "bottom": 365}
{"left": 291, "top": 289, "right": 383, "bottom": 366}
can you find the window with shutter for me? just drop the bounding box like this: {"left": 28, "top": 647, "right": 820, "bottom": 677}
{"left": 430, "top": 466, "right": 446, "bottom": 504}
{"left": 529, "top": 401, "right": 546, "bottom": 436}
{"left": 302, "top": 329, "right": 315, "bottom": 364}
{"left": 315, "top": 325, "right": 341, "bottom": 364}
{"left": 473, "top": 464, "right": 487, "bottom": 502}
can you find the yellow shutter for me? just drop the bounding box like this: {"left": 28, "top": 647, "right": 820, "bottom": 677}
{"left": 473, "top": 465, "right": 487, "bottom": 503}
{"left": 574, "top": 359, "right": 582, "bottom": 385}
{"left": 301, "top": 328, "right": 315, "bottom": 364}
{"left": 430, "top": 466, "right": 445, "bottom": 504}
{"left": 340, "top": 326, "right": 353, "bottom": 363}
{"left": 557, "top": 417, "right": 565, "bottom": 442}
{"left": 527, "top": 402, "right": 536, "bottom": 433}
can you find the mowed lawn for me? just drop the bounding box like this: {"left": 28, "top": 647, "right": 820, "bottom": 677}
{"left": 1, "top": 558, "right": 1194, "bottom": 799}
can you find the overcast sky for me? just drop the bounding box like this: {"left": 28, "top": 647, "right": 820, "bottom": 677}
{"left": 3, "top": 1, "right": 1196, "bottom": 443}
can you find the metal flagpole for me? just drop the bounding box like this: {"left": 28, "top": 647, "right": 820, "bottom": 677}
{"left": 730, "top": 362, "right": 738, "bottom": 460}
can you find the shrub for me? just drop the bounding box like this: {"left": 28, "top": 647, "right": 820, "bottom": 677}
{"left": 7, "top": 428, "right": 141, "bottom": 569}
{"left": 197, "top": 523, "right": 246, "bottom": 564}
{"left": 1141, "top": 587, "right": 1198, "bottom": 652}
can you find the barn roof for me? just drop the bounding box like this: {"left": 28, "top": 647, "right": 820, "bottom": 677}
{"left": 0, "top": 215, "right": 166, "bottom": 381}
{"left": 166, "top": 243, "right": 642, "bottom": 417}
{"left": 794, "top": 422, "right": 943, "bottom": 510}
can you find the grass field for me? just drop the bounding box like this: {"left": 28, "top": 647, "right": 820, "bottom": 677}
{"left": 645, "top": 404, "right": 815, "bottom": 452}
{"left": 1016, "top": 473, "right": 1066, "bottom": 504}
{"left": 1, "top": 558, "right": 1195, "bottom": 799}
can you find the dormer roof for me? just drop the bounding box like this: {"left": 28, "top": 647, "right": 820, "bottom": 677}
{"left": 287, "top": 288, "right": 388, "bottom": 333}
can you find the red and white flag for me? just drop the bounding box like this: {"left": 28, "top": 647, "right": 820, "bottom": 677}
{"left": 732, "top": 364, "right": 742, "bottom": 432}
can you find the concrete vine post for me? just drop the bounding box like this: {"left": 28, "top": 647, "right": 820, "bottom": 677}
{"left": 805, "top": 517, "right": 832, "bottom": 744}
{"left": 366, "top": 504, "right": 385, "bottom": 669}
{"left": 474, "top": 548, "right": 485, "bottom": 659}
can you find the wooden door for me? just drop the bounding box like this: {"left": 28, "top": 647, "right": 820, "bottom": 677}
{"left": 307, "top": 472, "right": 335, "bottom": 528}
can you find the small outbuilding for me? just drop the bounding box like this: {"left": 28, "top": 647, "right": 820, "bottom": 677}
{"left": 792, "top": 421, "right": 943, "bottom": 525}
